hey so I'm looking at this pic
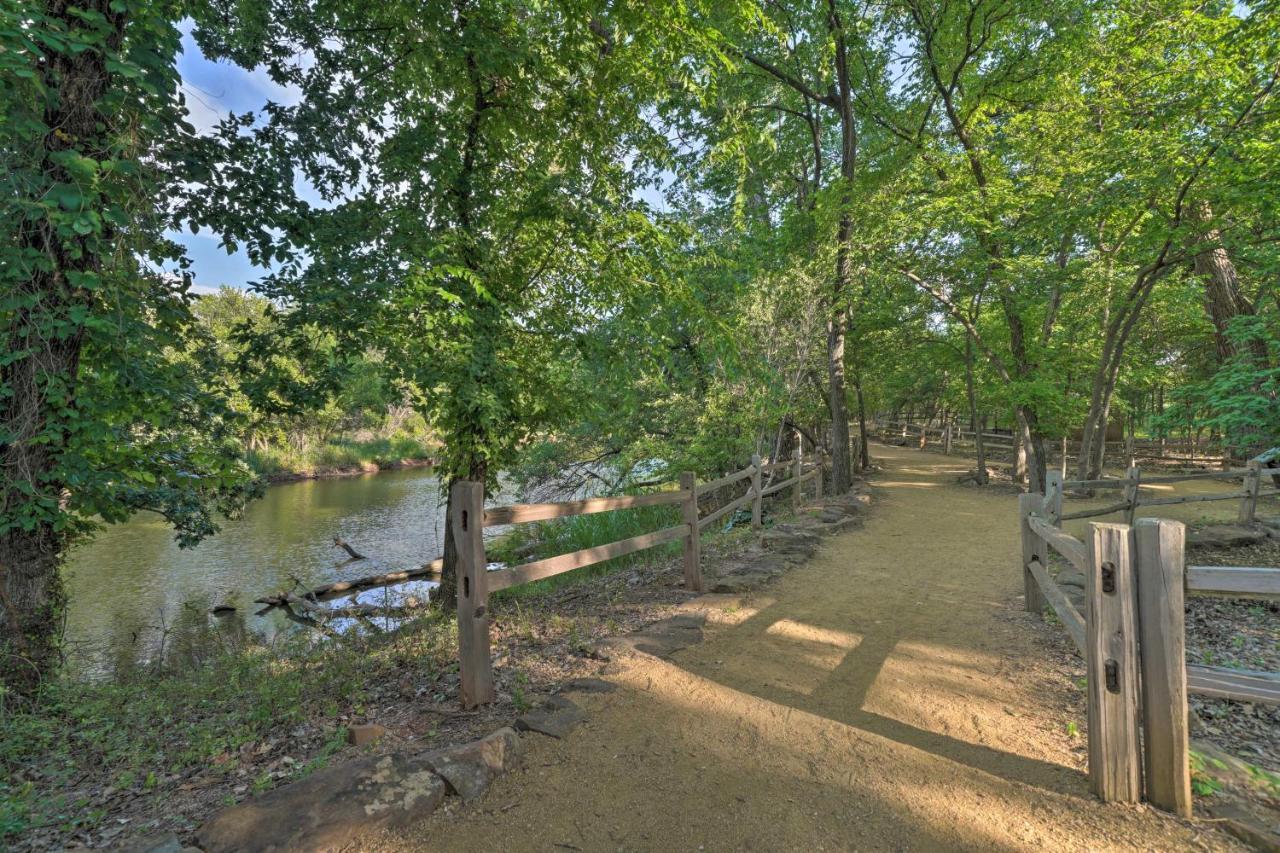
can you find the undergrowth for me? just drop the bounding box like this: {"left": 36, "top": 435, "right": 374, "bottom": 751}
{"left": 0, "top": 611, "right": 455, "bottom": 844}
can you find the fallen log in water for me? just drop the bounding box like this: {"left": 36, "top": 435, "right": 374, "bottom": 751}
{"left": 255, "top": 557, "right": 444, "bottom": 609}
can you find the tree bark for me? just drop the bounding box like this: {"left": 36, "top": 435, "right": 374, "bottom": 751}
{"left": 964, "top": 335, "right": 988, "bottom": 485}
{"left": 824, "top": 0, "right": 857, "bottom": 495}
{"left": 1191, "top": 203, "right": 1266, "bottom": 364}
{"left": 1, "top": 0, "right": 122, "bottom": 693}
{"left": 854, "top": 373, "right": 870, "bottom": 470}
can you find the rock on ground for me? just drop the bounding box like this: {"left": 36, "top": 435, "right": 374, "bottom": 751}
{"left": 422, "top": 728, "right": 522, "bottom": 802}
{"left": 515, "top": 697, "right": 588, "bottom": 740}
{"left": 196, "top": 751, "right": 448, "bottom": 852}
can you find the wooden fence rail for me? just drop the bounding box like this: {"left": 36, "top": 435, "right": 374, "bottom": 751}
{"left": 871, "top": 418, "right": 1240, "bottom": 468}
{"left": 1018, "top": 498, "right": 1280, "bottom": 817}
{"left": 1052, "top": 456, "right": 1276, "bottom": 525}
{"left": 451, "top": 451, "right": 827, "bottom": 706}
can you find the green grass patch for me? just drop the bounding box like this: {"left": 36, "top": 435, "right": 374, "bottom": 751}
{"left": 245, "top": 432, "right": 437, "bottom": 478}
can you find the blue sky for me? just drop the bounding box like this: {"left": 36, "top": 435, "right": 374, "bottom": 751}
{"left": 173, "top": 22, "right": 298, "bottom": 292}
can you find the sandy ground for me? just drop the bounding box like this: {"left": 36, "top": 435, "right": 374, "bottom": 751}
{"left": 378, "top": 443, "right": 1244, "bottom": 852}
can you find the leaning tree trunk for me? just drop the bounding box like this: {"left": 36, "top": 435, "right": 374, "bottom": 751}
{"left": 1017, "top": 407, "right": 1048, "bottom": 494}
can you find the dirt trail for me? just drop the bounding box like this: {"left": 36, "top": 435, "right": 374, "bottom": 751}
{"left": 387, "top": 444, "right": 1241, "bottom": 851}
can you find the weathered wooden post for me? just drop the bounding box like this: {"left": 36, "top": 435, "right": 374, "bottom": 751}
{"left": 1019, "top": 494, "right": 1047, "bottom": 614}
{"left": 1085, "top": 522, "right": 1141, "bottom": 803}
{"left": 1122, "top": 465, "right": 1141, "bottom": 525}
{"left": 1045, "top": 470, "right": 1064, "bottom": 527}
{"left": 1134, "top": 518, "right": 1191, "bottom": 818}
{"left": 1239, "top": 460, "right": 1261, "bottom": 524}
{"left": 451, "top": 480, "right": 494, "bottom": 708}
{"left": 750, "top": 454, "right": 763, "bottom": 530}
{"left": 943, "top": 419, "right": 953, "bottom": 455}
{"left": 679, "top": 472, "right": 702, "bottom": 592}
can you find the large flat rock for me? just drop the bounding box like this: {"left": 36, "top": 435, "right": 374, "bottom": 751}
{"left": 197, "top": 752, "right": 447, "bottom": 852}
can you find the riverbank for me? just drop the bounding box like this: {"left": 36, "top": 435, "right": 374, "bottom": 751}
{"left": 244, "top": 434, "right": 440, "bottom": 483}
{"left": 260, "top": 456, "right": 437, "bottom": 484}
{"left": 2, "top": 492, "right": 790, "bottom": 850}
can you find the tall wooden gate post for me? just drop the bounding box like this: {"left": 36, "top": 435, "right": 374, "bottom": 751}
{"left": 1085, "top": 522, "right": 1142, "bottom": 803}
{"left": 1134, "top": 518, "right": 1191, "bottom": 818}
{"left": 750, "top": 454, "right": 763, "bottom": 530}
{"left": 1239, "top": 460, "right": 1261, "bottom": 524}
{"left": 451, "top": 480, "right": 494, "bottom": 708}
{"left": 1019, "top": 494, "right": 1048, "bottom": 614}
{"left": 679, "top": 472, "right": 703, "bottom": 592}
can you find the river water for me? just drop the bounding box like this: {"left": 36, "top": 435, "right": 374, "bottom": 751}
{"left": 64, "top": 467, "right": 455, "bottom": 673}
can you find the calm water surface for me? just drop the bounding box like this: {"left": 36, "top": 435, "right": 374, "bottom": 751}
{"left": 65, "top": 467, "right": 459, "bottom": 671}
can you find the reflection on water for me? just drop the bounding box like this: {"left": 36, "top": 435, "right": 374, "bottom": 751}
{"left": 64, "top": 467, "right": 450, "bottom": 673}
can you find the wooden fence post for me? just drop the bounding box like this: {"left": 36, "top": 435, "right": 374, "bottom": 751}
{"left": 1045, "top": 470, "right": 1063, "bottom": 527}
{"left": 1134, "top": 518, "right": 1191, "bottom": 818}
{"left": 679, "top": 472, "right": 702, "bottom": 592}
{"left": 750, "top": 454, "right": 763, "bottom": 530}
{"left": 1085, "top": 522, "right": 1142, "bottom": 803}
{"left": 1019, "top": 494, "right": 1048, "bottom": 614}
{"left": 1239, "top": 460, "right": 1261, "bottom": 524}
{"left": 1122, "top": 465, "right": 1141, "bottom": 525}
{"left": 451, "top": 480, "right": 494, "bottom": 708}
{"left": 943, "top": 420, "right": 953, "bottom": 455}
{"left": 814, "top": 452, "right": 824, "bottom": 501}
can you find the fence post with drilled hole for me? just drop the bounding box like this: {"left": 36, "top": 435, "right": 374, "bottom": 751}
{"left": 452, "top": 480, "right": 493, "bottom": 708}
{"left": 1134, "top": 518, "right": 1191, "bottom": 817}
{"left": 1085, "top": 522, "right": 1141, "bottom": 803}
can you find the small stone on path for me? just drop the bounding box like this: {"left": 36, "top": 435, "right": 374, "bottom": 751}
{"left": 515, "top": 699, "right": 587, "bottom": 739}
{"left": 348, "top": 723, "right": 389, "bottom": 747}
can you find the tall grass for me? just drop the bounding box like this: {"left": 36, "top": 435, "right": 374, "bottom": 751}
{"left": 245, "top": 433, "right": 437, "bottom": 478}
{"left": 489, "top": 494, "right": 685, "bottom": 598}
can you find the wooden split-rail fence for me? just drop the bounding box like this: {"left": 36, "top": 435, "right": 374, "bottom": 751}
{"left": 1018, "top": 495, "right": 1280, "bottom": 816}
{"left": 450, "top": 451, "right": 826, "bottom": 706}
{"left": 1045, "top": 453, "right": 1277, "bottom": 527}
{"left": 872, "top": 418, "right": 1235, "bottom": 467}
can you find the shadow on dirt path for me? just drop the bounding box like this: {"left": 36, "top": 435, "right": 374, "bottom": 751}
{"left": 382, "top": 443, "right": 1242, "bottom": 851}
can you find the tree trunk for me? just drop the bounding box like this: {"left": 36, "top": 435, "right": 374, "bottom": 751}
{"left": 1192, "top": 202, "right": 1267, "bottom": 364}
{"left": 826, "top": 312, "right": 853, "bottom": 493}
{"left": 1013, "top": 424, "right": 1027, "bottom": 484}
{"left": 1017, "top": 407, "right": 1047, "bottom": 493}
{"left": 1, "top": 0, "right": 122, "bottom": 694}
{"left": 824, "top": 0, "right": 857, "bottom": 495}
{"left": 854, "top": 374, "right": 870, "bottom": 470}
{"left": 963, "top": 335, "right": 988, "bottom": 484}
